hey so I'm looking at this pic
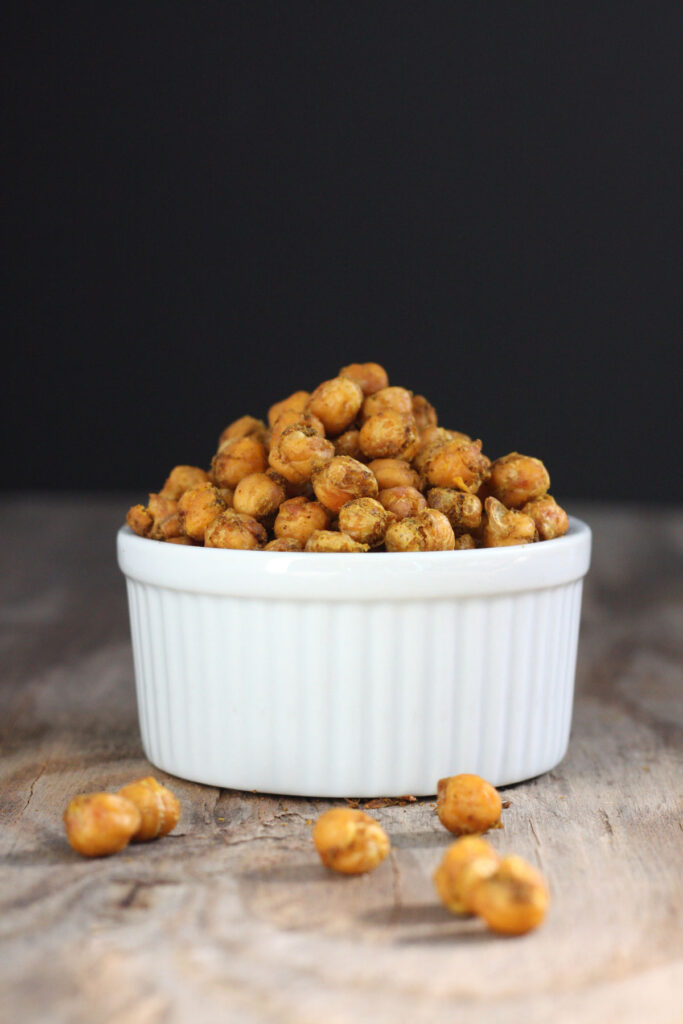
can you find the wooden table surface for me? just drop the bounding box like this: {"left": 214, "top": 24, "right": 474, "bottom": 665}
{"left": 1, "top": 497, "right": 681, "bottom": 1024}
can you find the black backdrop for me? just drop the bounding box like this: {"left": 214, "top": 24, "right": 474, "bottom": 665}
{"left": 6, "top": 2, "right": 681, "bottom": 500}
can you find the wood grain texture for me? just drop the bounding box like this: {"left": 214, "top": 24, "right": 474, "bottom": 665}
{"left": 1, "top": 496, "right": 682, "bottom": 1024}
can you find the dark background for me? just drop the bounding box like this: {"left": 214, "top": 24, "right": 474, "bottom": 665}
{"left": 5, "top": 2, "right": 681, "bottom": 501}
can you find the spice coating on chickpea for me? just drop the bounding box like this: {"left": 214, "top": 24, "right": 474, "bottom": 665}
{"left": 453, "top": 533, "right": 476, "bottom": 549}
{"left": 312, "top": 456, "right": 378, "bottom": 513}
{"left": 368, "top": 458, "right": 421, "bottom": 490}
{"left": 178, "top": 482, "right": 227, "bottom": 542}
{"left": 211, "top": 435, "right": 268, "bottom": 490}
{"left": 218, "top": 414, "right": 269, "bottom": 447}
{"left": 118, "top": 777, "right": 180, "bottom": 841}
{"left": 126, "top": 503, "right": 153, "bottom": 537}
{"left": 63, "top": 793, "right": 142, "bottom": 858}
{"left": 267, "top": 390, "right": 310, "bottom": 428}
{"left": 233, "top": 472, "right": 287, "bottom": 521}
{"left": 270, "top": 409, "right": 325, "bottom": 448}
{"left": 146, "top": 493, "right": 182, "bottom": 540}
{"left": 333, "top": 428, "right": 363, "bottom": 459}
{"left": 306, "top": 377, "right": 363, "bottom": 436}
{"left": 481, "top": 497, "right": 537, "bottom": 548}
{"left": 159, "top": 465, "right": 210, "bottom": 500}
{"left": 521, "top": 494, "right": 569, "bottom": 541}
{"left": 361, "top": 385, "right": 413, "bottom": 421}
{"left": 359, "top": 411, "right": 419, "bottom": 460}
{"left": 433, "top": 836, "right": 501, "bottom": 915}
{"left": 264, "top": 537, "right": 303, "bottom": 551}
{"left": 268, "top": 425, "right": 335, "bottom": 484}
{"left": 339, "top": 362, "right": 389, "bottom": 396}
{"left": 384, "top": 508, "right": 454, "bottom": 551}
{"left": 312, "top": 808, "right": 390, "bottom": 874}
{"left": 273, "top": 496, "right": 330, "bottom": 545}
{"left": 379, "top": 486, "right": 427, "bottom": 521}
{"left": 469, "top": 855, "right": 549, "bottom": 935}
{"left": 338, "top": 497, "right": 394, "bottom": 547}
{"left": 488, "top": 452, "right": 550, "bottom": 509}
{"left": 436, "top": 774, "right": 503, "bottom": 835}
{"left": 205, "top": 510, "right": 267, "bottom": 549}
{"left": 424, "top": 439, "right": 491, "bottom": 493}
{"left": 411, "top": 394, "right": 438, "bottom": 433}
{"left": 427, "top": 489, "right": 482, "bottom": 534}
{"left": 305, "top": 530, "right": 370, "bottom": 552}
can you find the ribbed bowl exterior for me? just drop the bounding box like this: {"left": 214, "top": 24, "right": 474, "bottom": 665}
{"left": 124, "top": 574, "right": 585, "bottom": 796}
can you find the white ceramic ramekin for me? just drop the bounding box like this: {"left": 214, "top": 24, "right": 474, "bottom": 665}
{"left": 117, "top": 518, "right": 591, "bottom": 796}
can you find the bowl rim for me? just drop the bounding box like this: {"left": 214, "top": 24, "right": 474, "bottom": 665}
{"left": 117, "top": 515, "right": 591, "bottom": 601}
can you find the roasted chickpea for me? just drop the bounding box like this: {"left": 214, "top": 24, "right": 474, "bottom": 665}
{"left": 488, "top": 452, "right": 550, "bottom": 509}
{"left": 166, "top": 535, "right": 194, "bottom": 545}
{"left": 359, "top": 411, "right": 419, "bottom": 460}
{"left": 436, "top": 774, "right": 502, "bottom": 835}
{"left": 413, "top": 429, "right": 473, "bottom": 475}
{"left": 126, "top": 503, "right": 153, "bottom": 537}
{"left": 433, "top": 836, "right": 501, "bottom": 915}
{"left": 481, "top": 496, "right": 537, "bottom": 548}
{"left": 233, "top": 472, "right": 287, "bottom": 521}
{"left": 453, "top": 533, "right": 476, "bottom": 550}
{"left": 211, "top": 436, "right": 268, "bottom": 489}
{"left": 469, "top": 855, "right": 549, "bottom": 935}
{"left": 268, "top": 425, "right": 335, "bottom": 485}
{"left": 217, "top": 487, "right": 234, "bottom": 507}
{"left": 521, "top": 494, "right": 569, "bottom": 540}
{"left": 333, "top": 429, "right": 363, "bottom": 459}
{"left": 63, "top": 793, "right": 142, "bottom": 858}
{"left": 306, "top": 377, "right": 364, "bottom": 436}
{"left": 218, "top": 415, "right": 268, "bottom": 447}
{"left": 305, "top": 530, "right": 370, "bottom": 552}
{"left": 178, "top": 482, "right": 227, "bottom": 541}
{"left": 205, "top": 510, "right": 267, "bottom": 549}
{"left": 159, "top": 465, "right": 210, "bottom": 500}
{"left": 339, "top": 362, "right": 389, "bottom": 396}
{"left": 312, "top": 808, "right": 390, "bottom": 873}
{"left": 273, "top": 496, "right": 330, "bottom": 546}
{"left": 368, "top": 458, "right": 421, "bottom": 490}
{"left": 147, "top": 493, "right": 182, "bottom": 541}
{"left": 384, "top": 508, "right": 454, "bottom": 551}
{"left": 427, "top": 489, "right": 482, "bottom": 534}
{"left": 270, "top": 409, "right": 325, "bottom": 447}
{"left": 378, "top": 486, "right": 427, "bottom": 521}
{"left": 411, "top": 394, "right": 438, "bottom": 433}
{"left": 267, "top": 390, "right": 310, "bottom": 428}
{"left": 338, "top": 497, "right": 394, "bottom": 547}
{"left": 312, "top": 456, "right": 379, "bottom": 513}
{"left": 118, "top": 777, "right": 180, "bottom": 842}
{"left": 361, "top": 386, "right": 413, "bottom": 421}
{"left": 423, "top": 439, "right": 490, "bottom": 493}
{"left": 264, "top": 537, "right": 303, "bottom": 551}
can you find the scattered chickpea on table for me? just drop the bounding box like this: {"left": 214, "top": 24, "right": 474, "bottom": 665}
{"left": 126, "top": 361, "right": 569, "bottom": 551}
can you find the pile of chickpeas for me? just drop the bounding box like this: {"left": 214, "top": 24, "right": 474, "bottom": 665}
{"left": 126, "top": 362, "right": 569, "bottom": 552}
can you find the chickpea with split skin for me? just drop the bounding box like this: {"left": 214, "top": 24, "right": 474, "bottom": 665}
{"left": 312, "top": 456, "right": 379, "bottom": 514}
{"left": 177, "top": 482, "right": 227, "bottom": 542}
{"left": 427, "top": 488, "right": 482, "bottom": 534}
{"left": 424, "top": 439, "right": 491, "bottom": 493}
{"left": 268, "top": 424, "right": 336, "bottom": 485}
{"left": 481, "top": 496, "right": 537, "bottom": 548}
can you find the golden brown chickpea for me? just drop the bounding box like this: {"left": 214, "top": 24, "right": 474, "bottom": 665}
{"left": 267, "top": 390, "right": 311, "bottom": 428}
{"left": 233, "top": 472, "right": 287, "bottom": 521}
{"left": 338, "top": 497, "right": 394, "bottom": 547}
{"left": 270, "top": 409, "right": 325, "bottom": 447}
{"left": 423, "top": 438, "right": 491, "bottom": 493}
{"left": 217, "top": 487, "right": 235, "bottom": 507}
{"left": 63, "top": 793, "right": 142, "bottom": 858}
{"left": 339, "top": 361, "right": 389, "bottom": 396}
{"left": 211, "top": 435, "right": 268, "bottom": 489}
{"left": 159, "top": 465, "right": 210, "bottom": 500}
{"left": 218, "top": 415, "right": 269, "bottom": 448}
{"left": 333, "top": 428, "right": 363, "bottom": 459}
{"left": 126, "top": 503, "right": 153, "bottom": 537}
{"left": 433, "top": 836, "right": 501, "bottom": 915}
{"left": 264, "top": 537, "right": 304, "bottom": 552}
{"left": 521, "top": 494, "right": 569, "bottom": 541}
{"left": 384, "top": 508, "right": 454, "bottom": 551}
{"left": 306, "top": 377, "right": 364, "bottom": 436}
{"left": 166, "top": 535, "right": 194, "bottom": 545}
{"left": 205, "top": 510, "right": 267, "bottom": 549}
{"left": 481, "top": 497, "right": 537, "bottom": 548}
{"left": 378, "top": 486, "right": 427, "bottom": 521}
{"left": 361, "top": 385, "right": 413, "bottom": 421}
{"left": 178, "top": 482, "right": 227, "bottom": 542}
{"left": 453, "top": 533, "right": 476, "bottom": 550}
{"left": 421, "top": 508, "right": 456, "bottom": 550}
{"left": 420, "top": 426, "right": 471, "bottom": 449}
{"left": 268, "top": 425, "right": 335, "bottom": 485}
{"left": 312, "top": 808, "right": 390, "bottom": 873}
{"left": 118, "top": 777, "right": 180, "bottom": 841}
{"left": 368, "top": 458, "right": 421, "bottom": 490}
{"left": 312, "top": 456, "right": 379, "bottom": 513}
{"left": 305, "top": 530, "right": 370, "bottom": 552}
{"left": 469, "top": 855, "right": 549, "bottom": 935}
{"left": 436, "top": 774, "right": 502, "bottom": 835}
{"left": 411, "top": 394, "right": 438, "bottom": 433}
{"left": 488, "top": 452, "right": 550, "bottom": 509}
{"left": 147, "top": 493, "right": 182, "bottom": 540}
{"left": 359, "top": 411, "right": 419, "bottom": 460}
{"left": 273, "top": 496, "right": 331, "bottom": 546}
{"left": 427, "top": 489, "right": 482, "bottom": 534}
